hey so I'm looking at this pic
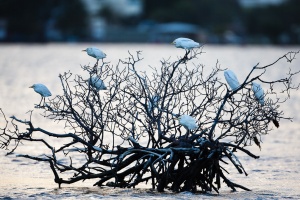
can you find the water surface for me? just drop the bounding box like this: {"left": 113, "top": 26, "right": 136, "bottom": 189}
{"left": 0, "top": 44, "right": 300, "bottom": 199}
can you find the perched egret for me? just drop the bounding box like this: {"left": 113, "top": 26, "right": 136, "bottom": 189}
{"left": 224, "top": 69, "right": 240, "bottom": 91}
{"left": 29, "top": 83, "right": 52, "bottom": 105}
{"left": 172, "top": 38, "right": 200, "bottom": 50}
{"left": 251, "top": 82, "right": 278, "bottom": 128}
{"left": 88, "top": 76, "right": 107, "bottom": 91}
{"left": 82, "top": 47, "right": 106, "bottom": 61}
{"left": 172, "top": 37, "right": 200, "bottom": 50}
{"left": 178, "top": 114, "right": 198, "bottom": 130}
{"left": 147, "top": 95, "right": 160, "bottom": 113}
{"left": 252, "top": 82, "right": 264, "bottom": 106}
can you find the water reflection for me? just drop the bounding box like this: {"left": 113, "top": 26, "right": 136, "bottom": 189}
{"left": 0, "top": 44, "right": 300, "bottom": 199}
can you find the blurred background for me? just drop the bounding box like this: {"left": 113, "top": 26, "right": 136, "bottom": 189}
{"left": 1, "top": 1, "right": 300, "bottom": 198}
{"left": 0, "top": 0, "right": 299, "bottom": 44}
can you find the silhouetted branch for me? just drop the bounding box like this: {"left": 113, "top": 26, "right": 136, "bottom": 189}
{"left": 0, "top": 48, "right": 299, "bottom": 193}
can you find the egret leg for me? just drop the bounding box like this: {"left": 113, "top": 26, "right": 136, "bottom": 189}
{"left": 185, "top": 130, "right": 190, "bottom": 139}
{"left": 43, "top": 97, "right": 46, "bottom": 106}
{"left": 39, "top": 97, "right": 43, "bottom": 106}
{"left": 99, "top": 64, "right": 103, "bottom": 75}
{"left": 183, "top": 50, "right": 190, "bottom": 62}
{"left": 184, "top": 49, "right": 188, "bottom": 58}
{"left": 93, "top": 60, "right": 99, "bottom": 73}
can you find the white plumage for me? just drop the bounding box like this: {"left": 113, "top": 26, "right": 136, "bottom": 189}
{"left": 252, "top": 82, "right": 264, "bottom": 106}
{"left": 29, "top": 83, "right": 51, "bottom": 105}
{"left": 83, "top": 47, "right": 106, "bottom": 60}
{"left": 172, "top": 37, "right": 200, "bottom": 50}
{"left": 29, "top": 83, "right": 52, "bottom": 97}
{"left": 178, "top": 114, "right": 198, "bottom": 130}
{"left": 224, "top": 70, "right": 240, "bottom": 91}
{"left": 88, "top": 76, "right": 107, "bottom": 91}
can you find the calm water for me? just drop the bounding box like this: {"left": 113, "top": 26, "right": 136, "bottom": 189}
{"left": 0, "top": 44, "right": 300, "bottom": 199}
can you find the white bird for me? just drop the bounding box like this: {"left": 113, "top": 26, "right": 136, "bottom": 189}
{"left": 172, "top": 37, "right": 200, "bottom": 50}
{"left": 252, "top": 82, "right": 277, "bottom": 127}
{"left": 82, "top": 47, "right": 106, "bottom": 61}
{"left": 224, "top": 69, "right": 240, "bottom": 91}
{"left": 88, "top": 76, "right": 107, "bottom": 91}
{"left": 29, "top": 83, "right": 52, "bottom": 105}
{"left": 178, "top": 114, "right": 198, "bottom": 130}
{"left": 252, "top": 82, "right": 264, "bottom": 106}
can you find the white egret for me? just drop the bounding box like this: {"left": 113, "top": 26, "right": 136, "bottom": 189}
{"left": 251, "top": 82, "right": 278, "bottom": 127}
{"left": 224, "top": 69, "right": 240, "bottom": 91}
{"left": 252, "top": 82, "right": 264, "bottom": 106}
{"left": 178, "top": 114, "right": 198, "bottom": 130}
{"left": 82, "top": 47, "right": 106, "bottom": 61}
{"left": 88, "top": 76, "right": 107, "bottom": 91}
{"left": 172, "top": 38, "right": 200, "bottom": 50}
{"left": 29, "top": 83, "right": 52, "bottom": 105}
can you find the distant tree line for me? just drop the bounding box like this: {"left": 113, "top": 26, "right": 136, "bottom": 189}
{"left": 0, "top": 0, "right": 299, "bottom": 43}
{"left": 0, "top": 0, "right": 87, "bottom": 42}
{"left": 143, "top": 0, "right": 300, "bottom": 44}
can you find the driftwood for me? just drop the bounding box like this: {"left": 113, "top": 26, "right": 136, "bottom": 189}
{"left": 1, "top": 49, "right": 299, "bottom": 193}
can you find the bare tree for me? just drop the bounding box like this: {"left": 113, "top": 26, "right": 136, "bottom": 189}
{"left": 1, "top": 48, "right": 299, "bottom": 193}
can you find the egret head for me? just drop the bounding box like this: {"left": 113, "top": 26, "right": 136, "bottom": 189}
{"left": 29, "top": 84, "right": 35, "bottom": 89}
{"left": 172, "top": 38, "right": 180, "bottom": 46}
{"left": 82, "top": 47, "right": 91, "bottom": 52}
{"left": 174, "top": 113, "right": 180, "bottom": 119}
{"left": 82, "top": 48, "right": 92, "bottom": 53}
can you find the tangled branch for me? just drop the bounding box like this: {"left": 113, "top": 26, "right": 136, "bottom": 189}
{"left": 0, "top": 48, "right": 299, "bottom": 193}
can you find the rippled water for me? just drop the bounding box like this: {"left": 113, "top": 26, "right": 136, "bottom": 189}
{"left": 0, "top": 44, "right": 300, "bottom": 199}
